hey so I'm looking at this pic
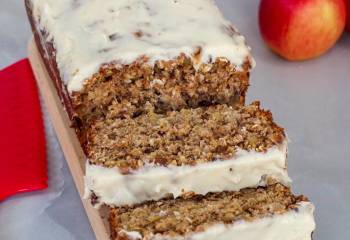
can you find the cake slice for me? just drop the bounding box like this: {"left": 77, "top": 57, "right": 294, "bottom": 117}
{"left": 110, "top": 183, "right": 315, "bottom": 240}
{"left": 85, "top": 102, "right": 291, "bottom": 207}
{"left": 26, "top": 0, "right": 254, "bottom": 131}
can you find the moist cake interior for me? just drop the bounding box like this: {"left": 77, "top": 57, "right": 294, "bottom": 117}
{"left": 110, "top": 183, "right": 307, "bottom": 238}
{"left": 72, "top": 57, "right": 251, "bottom": 132}
{"left": 86, "top": 102, "right": 285, "bottom": 171}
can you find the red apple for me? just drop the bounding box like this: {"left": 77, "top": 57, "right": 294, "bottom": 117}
{"left": 346, "top": 0, "right": 350, "bottom": 31}
{"left": 259, "top": 0, "right": 346, "bottom": 61}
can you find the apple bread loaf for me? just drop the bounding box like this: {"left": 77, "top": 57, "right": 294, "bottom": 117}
{"left": 25, "top": 0, "right": 254, "bottom": 136}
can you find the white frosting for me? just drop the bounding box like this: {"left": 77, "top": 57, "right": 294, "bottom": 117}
{"left": 31, "top": 0, "right": 253, "bottom": 92}
{"left": 121, "top": 202, "right": 315, "bottom": 240}
{"left": 84, "top": 141, "right": 291, "bottom": 207}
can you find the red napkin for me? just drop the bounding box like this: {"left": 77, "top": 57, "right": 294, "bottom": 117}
{"left": 0, "top": 59, "right": 47, "bottom": 201}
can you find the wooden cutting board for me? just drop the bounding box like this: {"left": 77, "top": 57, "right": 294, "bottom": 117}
{"left": 28, "top": 37, "right": 110, "bottom": 240}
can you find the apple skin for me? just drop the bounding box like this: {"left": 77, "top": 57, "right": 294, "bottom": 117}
{"left": 259, "top": 0, "right": 346, "bottom": 61}
{"left": 346, "top": 0, "right": 350, "bottom": 31}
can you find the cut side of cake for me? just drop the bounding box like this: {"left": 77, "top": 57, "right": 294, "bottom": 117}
{"left": 109, "top": 183, "right": 315, "bottom": 240}
{"left": 26, "top": 0, "right": 254, "bottom": 131}
{"left": 85, "top": 102, "right": 291, "bottom": 207}
{"left": 25, "top": 0, "right": 316, "bottom": 238}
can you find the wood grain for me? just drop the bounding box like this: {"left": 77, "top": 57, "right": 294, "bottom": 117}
{"left": 28, "top": 37, "right": 110, "bottom": 240}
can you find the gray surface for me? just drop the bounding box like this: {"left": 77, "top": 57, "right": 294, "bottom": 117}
{"left": 0, "top": 0, "right": 350, "bottom": 239}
